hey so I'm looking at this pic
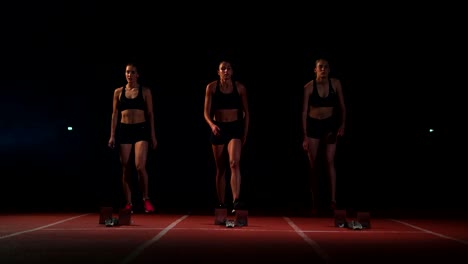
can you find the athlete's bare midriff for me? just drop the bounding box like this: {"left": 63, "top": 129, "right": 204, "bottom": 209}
{"left": 308, "top": 106, "right": 334, "bottom": 120}
{"left": 214, "top": 109, "right": 240, "bottom": 122}
{"left": 121, "top": 109, "right": 146, "bottom": 124}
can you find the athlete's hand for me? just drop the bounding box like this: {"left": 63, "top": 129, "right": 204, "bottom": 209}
{"left": 108, "top": 137, "right": 115, "bottom": 149}
{"left": 242, "top": 134, "right": 247, "bottom": 146}
{"left": 151, "top": 137, "right": 158, "bottom": 150}
{"left": 337, "top": 125, "right": 345, "bottom": 138}
{"left": 302, "top": 138, "right": 309, "bottom": 151}
{"left": 211, "top": 124, "right": 221, "bottom": 136}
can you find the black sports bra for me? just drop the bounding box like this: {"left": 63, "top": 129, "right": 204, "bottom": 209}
{"left": 211, "top": 80, "right": 242, "bottom": 111}
{"left": 308, "top": 79, "right": 338, "bottom": 107}
{"left": 118, "top": 85, "right": 146, "bottom": 111}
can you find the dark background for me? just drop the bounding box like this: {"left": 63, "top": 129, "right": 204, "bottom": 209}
{"left": 1, "top": 3, "right": 466, "bottom": 217}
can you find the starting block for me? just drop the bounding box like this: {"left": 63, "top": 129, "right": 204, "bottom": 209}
{"left": 99, "top": 206, "right": 133, "bottom": 226}
{"left": 118, "top": 208, "right": 132, "bottom": 225}
{"left": 99, "top": 207, "right": 113, "bottom": 224}
{"left": 235, "top": 209, "right": 248, "bottom": 227}
{"left": 214, "top": 207, "right": 227, "bottom": 225}
{"left": 334, "top": 209, "right": 347, "bottom": 228}
{"left": 356, "top": 211, "right": 371, "bottom": 229}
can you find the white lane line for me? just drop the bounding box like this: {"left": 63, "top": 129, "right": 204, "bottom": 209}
{"left": 120, "top": 214, "right": 189, "bottom": 264}
{"left": 44, "top": 227, "right": 424, "bottom": 234}
{"left": 0, "top": 214, "right": 90, "bottom": 240}
{"left": 391, "top": 219, "right": 468, "bottom": 246}
{"left": 284, "top": 217, "right": 330, "bottom": 263}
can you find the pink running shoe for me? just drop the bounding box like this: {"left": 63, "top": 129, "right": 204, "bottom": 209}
{"left": 124, "top": 203, "right": 133, "bottom": 214}
{"left": 144, "top": 199, "right": 155, "bottom": 213}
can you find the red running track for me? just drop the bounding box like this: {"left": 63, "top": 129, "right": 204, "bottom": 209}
{"left": 1, "top": 212, "right": 467, "bottom": 264}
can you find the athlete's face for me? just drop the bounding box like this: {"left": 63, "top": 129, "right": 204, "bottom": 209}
{"left": 218, "top": 62, "right": 233, "bottom": 80}
{"left": 125, "top": 65, "right": 139, "bottom": 83}
{"left": 314, "top": 60, "right": 330, "bottom": 78}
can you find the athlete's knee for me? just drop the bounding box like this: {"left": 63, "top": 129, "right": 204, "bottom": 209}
{"left": 229, "top": 159, "right": 240, "bottom": 169}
